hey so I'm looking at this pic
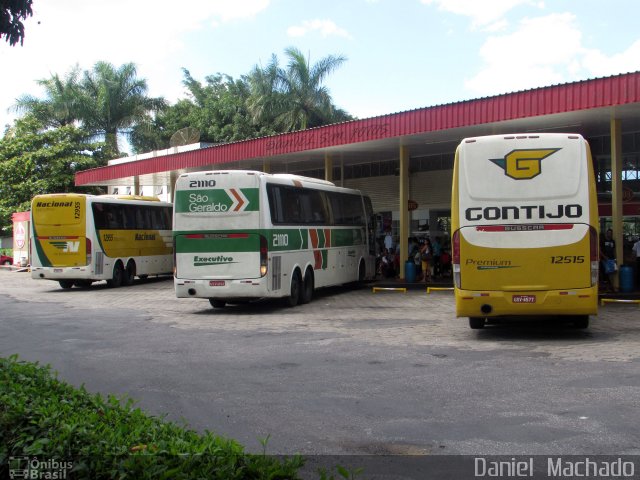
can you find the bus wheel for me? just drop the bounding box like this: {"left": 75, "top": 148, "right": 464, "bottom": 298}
{"left": 301, "top": 268, "right": 314, "bottom": 304}
{"left": 469, "top": 317, "right": 485, "bottom": 329}
{"left": 107, "top": 262, "right": 124, "bottom": 288}
{"left": 209, "top": 299, "right": 226, "bottom": 309}
{"left": 123, "top": 260, "right": 136, "bottom": 286}
{"left": 74, "top": 280, "right": 93, "bottom": 288}
{"left": 286, "top": 270, "right": 302, "bottom": 307}
{"left": 572, "top": 315, "right": 589, "bottom": 329}
{"left": 59, "top": 280, "right": 74, "bottom": 289}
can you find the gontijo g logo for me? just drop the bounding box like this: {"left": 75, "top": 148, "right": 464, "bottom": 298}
{"left": 490, "top": 148, "right": 561, "bottom": 180}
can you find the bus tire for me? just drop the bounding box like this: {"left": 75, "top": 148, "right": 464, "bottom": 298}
{"left": 286, "top": 270, "right": 302, "bottom": 307}
{"left": 107, "top": 262, "right": 124, "bottom": 288}
{"left": 59, "top": 280, "right": 74, "bottom": 289}
{"left": 572, "top": 315, "right": 589, "bottom": 329}
{"left": 469, "top": 317, "right": 485, "bottom": 329}
{"left": 301, "top": 268, "right": 314, "bottom": 304}
{"left": 123, "top": 260, "right": 136, "bottom": 286}
{"left": 209, "top": 299, "right": 226, "bottom": 309}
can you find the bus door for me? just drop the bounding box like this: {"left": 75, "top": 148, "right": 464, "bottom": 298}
{"left": 173, "top": 172, "right": 263, "bottom": 280}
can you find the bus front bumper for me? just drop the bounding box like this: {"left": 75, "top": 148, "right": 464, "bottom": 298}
{"left": 455, "top": 287, "right": 598, "bottom": 318}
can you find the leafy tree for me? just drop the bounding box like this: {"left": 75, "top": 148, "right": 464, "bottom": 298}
{"left": 14, "top": 65, "right": 83, "bottom": 128}
{"left": 80, "top": 61, "right": 166, "bottom": 154}
{"left": 1, "top": 0, "right": 33, "bottom": 46}
{"left": 248, "top": 47, "right": 352, "bottom": 131}
{"left": 0, "top": 116, "right": 107, "bottom": 232}
{"left": 129, "top": 99, "right": 194, "bottom": 153}
{"left": 181, "top": 69, "right": 275, "bottom": 143}
{"left": 130, "top": 70, "right": 277, "bottom": 153}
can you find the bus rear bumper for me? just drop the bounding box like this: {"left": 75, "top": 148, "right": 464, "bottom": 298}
{"left": 174, "top": 277, "right": 270, "bottom": 299}
{"left": 31, "top": 266, "right": 94, "bottom": 281}
{"left": 455, "top": 287, "right": 598, "bottom": 317}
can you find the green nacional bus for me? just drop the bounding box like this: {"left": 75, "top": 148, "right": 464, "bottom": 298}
{"left": 173, "top": 170, "right": 377, "bottom": 308}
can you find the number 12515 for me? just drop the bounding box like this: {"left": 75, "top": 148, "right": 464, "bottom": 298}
{"left": 551, "top": 255, "right": 584, "bottom": 264}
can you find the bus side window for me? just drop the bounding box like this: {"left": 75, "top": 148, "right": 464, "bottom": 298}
{"left": 328, "top": 192, "right": 344, "bottom": 224}
{"left": 103, "top": 204, "right": 120, "bottom": 229}
{"left": 267, "top": 184, "right": 284, "bottom": 224}
{"left": 92, "top": 203, "right": 107, "bottom": 229}
{"left": 305, "top": 190, "right": 327, "bottom": 224}
{"left": 163, "top": 207, "right": 173, "bottom": 229}
{"left": 121, "top": 205, "right": 136, "bottom": 229}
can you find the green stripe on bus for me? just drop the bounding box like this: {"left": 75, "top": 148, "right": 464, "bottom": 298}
{"left": 174, "top": 188, "right": 259, "bottom": 214}
{"left": 173, "top": 228, "right": 363, "bottom": 253}
{"left": 32, "top": 224, "right": 52, "bottom": 267}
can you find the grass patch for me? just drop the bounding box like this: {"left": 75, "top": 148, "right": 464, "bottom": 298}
{"left": 0, "top": 354, "right": 305, "bottom": 478}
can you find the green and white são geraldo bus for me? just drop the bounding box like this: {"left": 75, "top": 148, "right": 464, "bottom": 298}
{"left": 173, "top": 170, "right": 377, "bottom": 308}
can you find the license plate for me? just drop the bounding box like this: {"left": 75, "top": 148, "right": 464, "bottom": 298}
{"left": 54, "top": 269, "right": 63, "bottom": 273}
{"left": 513, "top": 295, "right": 536, "bottom": 303}
{"left": 209, "top": 280, "right": 225, "bottom": 287}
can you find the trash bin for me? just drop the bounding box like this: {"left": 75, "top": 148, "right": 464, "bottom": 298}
{"left": 405, "top": 260, "right": 416, "bottom": 283}
{"left": 619, "top": 265, "right": 634, "bottom": 293}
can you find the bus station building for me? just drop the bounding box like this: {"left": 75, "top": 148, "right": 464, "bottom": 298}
{"left": 75, "top": 71, "right": 640, "bottom": 278}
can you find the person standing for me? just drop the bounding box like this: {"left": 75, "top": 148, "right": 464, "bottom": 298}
{"left": 420, "top": 239, "right": 433, "bottom": 283}
{"left": 601, "top": 228, "right": 617, "bottom": 292}
{"left": 632, "top": 237, "right": 640, "bottom": 287}
{"left": 384, "top": 229, "right": 394, "bottom": 253}
{"left": 432, "top": 236, "right": 442, "bottom": 278}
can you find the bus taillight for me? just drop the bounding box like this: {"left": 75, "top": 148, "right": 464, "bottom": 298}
{"left": 260, "top": 235, "right": 268, "bottom": 277}
{"left": 590, "top": 226, "right": 599, "bottom": 287}
{"left": 452, "top": 230, "right": 461, "bottom": 288}
{"left": 86, "top": 238, "right": 92, "bottom": 266}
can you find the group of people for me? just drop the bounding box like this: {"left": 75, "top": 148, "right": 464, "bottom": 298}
{"left": 598, "top": 227, "right": 640, "bottom": 293}
{"left": 377, "top": 230, "right": 451, "bottom": 282}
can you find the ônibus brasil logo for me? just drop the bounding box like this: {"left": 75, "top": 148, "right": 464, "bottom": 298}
{"left": 490, "top": 148, "right": 561, "bottom": 180}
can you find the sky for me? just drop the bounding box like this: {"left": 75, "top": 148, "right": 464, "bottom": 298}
{"left": 2, "top": 0, "right": 640, "bottom": 134}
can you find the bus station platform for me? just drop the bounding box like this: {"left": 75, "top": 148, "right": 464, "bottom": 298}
{"left": 370, "top": 276, "right": 640, "bottom": 304}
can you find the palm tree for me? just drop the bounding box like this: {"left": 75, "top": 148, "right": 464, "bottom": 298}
{"left": 14, "top": 66, "right": 83, "bottom": 128}
{"left": 248, "top": 47, "right": 349, "bottom": 131}
{"left": 80, "top": 62, "right": 166, "bottom": 154}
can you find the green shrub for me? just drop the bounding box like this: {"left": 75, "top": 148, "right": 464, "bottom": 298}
{"left": 0, "top": 355, "right": 304, "bottom": 479}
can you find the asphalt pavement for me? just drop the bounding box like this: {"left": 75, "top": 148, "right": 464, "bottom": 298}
{"left": 1, "top": 269, "right": 639, "bottom": 458}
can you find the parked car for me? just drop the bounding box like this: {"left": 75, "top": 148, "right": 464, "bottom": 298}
{"left": 0, "top": 254, "right": 13, "bottom": 266}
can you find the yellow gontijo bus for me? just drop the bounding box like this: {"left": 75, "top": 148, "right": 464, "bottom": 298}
{"left": 31, "top": 194, "right": 173, "bottom": 289}
{"left": 451, "top": 133, "right": 599, "bottom": 329}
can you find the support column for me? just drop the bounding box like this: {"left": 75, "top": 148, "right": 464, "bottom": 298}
{"left": 263, "top": 160, "right": 271, "bottom": 173}
{"left": 133, "top": 176, "right": 140, "bottom": 196}
{"left": 610, "top": 119, "right": 623, "bottom": 288}
{"left": 399, "top": 145, "right": 410, "bottom": 279}
{"left": 324, "top": 154, "right": 333, "bottom": 182}
{"left": 168, "top": 171, "right": 179, "bottom": 202}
